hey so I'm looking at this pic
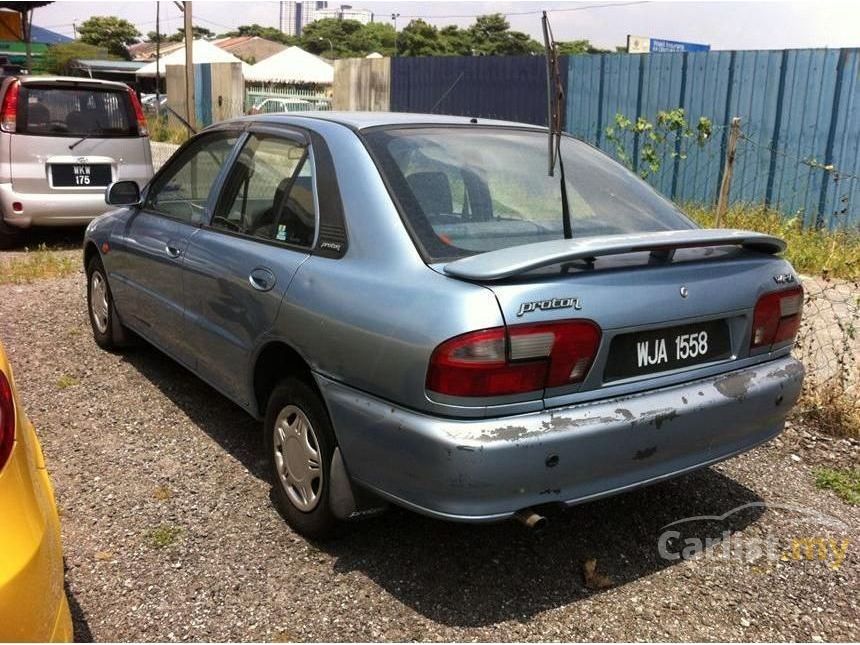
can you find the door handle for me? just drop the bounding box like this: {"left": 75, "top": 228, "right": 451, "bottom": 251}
{"left": 165, "top": 244, "right": 182, "bottom": 258}
{"left": 248, "top": 267, "right": 276, "bottom": 292}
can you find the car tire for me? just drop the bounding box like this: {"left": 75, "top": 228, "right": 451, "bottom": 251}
{"left": 265, "top": 377, "right": 340, "bottom": 540}
{"left": 86, "top": 255, "right": 131, "bottom": 350}
{"left": 0, "top": 217, "right": 21, "bottom": 250}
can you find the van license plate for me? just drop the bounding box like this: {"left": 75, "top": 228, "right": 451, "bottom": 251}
{"left": 604, "top": 319, "right": 731, "bottom": 382}
{"left": 51, "top": 164, "right": 112, "bottom": 187}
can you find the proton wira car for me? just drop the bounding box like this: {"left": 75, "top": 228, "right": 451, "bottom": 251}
{"left": 82, "top": 113, "right": 804, "bottom": 538}
{"left": 0, "top": 76, "right": 153, "bottom": 248}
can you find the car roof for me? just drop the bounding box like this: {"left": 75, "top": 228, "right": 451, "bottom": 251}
{"left": 233, "top": 111, "right": 548, "bottom": 132}
{"left": 15, "top": 75, "right": 131, "bottom": 89}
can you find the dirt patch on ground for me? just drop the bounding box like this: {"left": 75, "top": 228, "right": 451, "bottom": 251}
{"left": 0, "top": 273, "right": 857, "bottom": 641}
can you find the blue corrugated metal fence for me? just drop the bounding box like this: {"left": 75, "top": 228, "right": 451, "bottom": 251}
{"left": 566, "top": 48, "right": 860, "bottom": 229}
{"left": 390, "top": 56, "right": 563, "bottom": 126}
{"left": 386, "top": 49, "right": 859, "bottom": 228}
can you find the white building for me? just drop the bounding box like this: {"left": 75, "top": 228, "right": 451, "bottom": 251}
{"left": 279, "top": 1, "right": 328, "bottom": 36}
{"left": 314, "top": 5, "right": 374, "bottom": 25}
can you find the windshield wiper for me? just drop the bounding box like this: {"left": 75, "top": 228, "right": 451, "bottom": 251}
{"left": 68, "top": 133, "right": 93, "bottom": 150}
{"left": 542, "top": 11, "right": 572, "bottom": 240}
{"left": 69, "top": 119, "right": 104, "bottom": 150}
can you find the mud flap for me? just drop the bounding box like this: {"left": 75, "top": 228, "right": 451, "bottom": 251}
{"left": 330, "top": 447, "right": 388, "bottom": 520}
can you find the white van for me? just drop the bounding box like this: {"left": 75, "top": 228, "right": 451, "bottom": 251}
{"left": 0, "top": 76, "right": 154, "bottom": 248}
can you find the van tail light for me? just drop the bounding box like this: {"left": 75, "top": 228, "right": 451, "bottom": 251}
{"left": 0, "top": 371, "right": 15, "bottom": 472}
{"left": 751, "top": 285, "right": 804, "bottom": 349}
{"left": 427, "top": 320, "right": 601, "bottom": 397}
{"left": 126, "top": 86, "right": 148, "bottom": 136}
{"left": 1, "top": 80, "right": 19, "bottom": 133}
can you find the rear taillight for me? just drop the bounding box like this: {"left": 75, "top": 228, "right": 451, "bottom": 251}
{"left": 427, "top": 320, "right": 601, "bottom": 397}
{"left": 751, "top": 285, "right": 804, "bottom": 350}
{"left": 1, "top": 80, "right": 19, "bottom": 133}
{"left": 0, "top": 371, "right": 15, "bottom": 471}
{"left": 126, "top": 86, "right": 148, "bottom": 136}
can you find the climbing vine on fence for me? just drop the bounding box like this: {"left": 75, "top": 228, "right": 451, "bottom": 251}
{"left": 604, "top": 108, "right": 714, "bottom": 178}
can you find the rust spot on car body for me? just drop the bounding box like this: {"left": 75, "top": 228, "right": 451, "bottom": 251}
{"left": 766, "top": 361, "right": 804, "bottom": 380}
{"left": 479, "top": 425, "right": 536, "bottom": 442}
{"left": 714, "top": 371, "right": 755, "bottom": 400}
{"left": 634, "top": 445, "right": 657, "bottom": 460}
{"left": 615, "top": 408, "right": 635, "bottom": 421}
{"left": 638, "top": 407, "right": 678, "bottom": 429}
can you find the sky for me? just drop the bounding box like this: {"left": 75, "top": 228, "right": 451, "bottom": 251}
{"left": 31, "top": 0, "right": 860, "bottom": 51}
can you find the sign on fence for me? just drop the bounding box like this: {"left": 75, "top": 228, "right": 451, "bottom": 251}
{"left": 627, "top": 35, "right": 711, "bottom": 53}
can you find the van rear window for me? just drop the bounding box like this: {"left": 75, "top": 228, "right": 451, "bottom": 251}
{"left": 19, "top": 85, "right": 137, "bottom": 137}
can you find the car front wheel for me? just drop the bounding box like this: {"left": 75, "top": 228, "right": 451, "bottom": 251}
{"left": 265, "top": 377, "right": 339, "bottom": 539}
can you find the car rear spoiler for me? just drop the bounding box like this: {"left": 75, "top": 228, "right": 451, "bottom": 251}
{"left": 442, "top": 228, "right": 786, "bottom": 281}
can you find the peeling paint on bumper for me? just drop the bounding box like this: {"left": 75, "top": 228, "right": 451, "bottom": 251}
{"left": 317, "top": 356, "right": 804, "bottom": 522}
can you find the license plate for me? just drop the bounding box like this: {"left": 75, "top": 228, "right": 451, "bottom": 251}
{"left": 604, "top": 319, "right": 731, "bottom": 382}
{"left": 51, "top": 164, "right": 112, "bottom": 187}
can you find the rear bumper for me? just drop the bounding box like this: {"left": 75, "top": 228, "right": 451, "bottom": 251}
{"left": 319, "top": 356, "right": 804, "bottom": 522}
{"left": 0, "top": 182, "right": 115, "bottom": 227}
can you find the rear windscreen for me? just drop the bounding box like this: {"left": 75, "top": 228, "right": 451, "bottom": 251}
{"left": 363, "top": 127, "right": 695, "bottom": 262}
{"left": 19, "top": 85, "right": 137, "bottom": 137}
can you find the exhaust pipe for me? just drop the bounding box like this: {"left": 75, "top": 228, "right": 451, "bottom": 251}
{"left": 514, "top": 508, "right": 548, "bottom": 531}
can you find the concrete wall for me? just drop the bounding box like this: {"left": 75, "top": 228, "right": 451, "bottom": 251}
{"left": 165, "top": 62, "right": 244, "bottom": 128}
{"left": 332, "top": 57, "right": 390, "bottom": 111}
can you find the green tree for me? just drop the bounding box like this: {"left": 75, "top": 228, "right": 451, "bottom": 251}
{"left": 146, "top": 31, "right": 168, "bottom": 42}
{"left": 347, "top": 22, "right": 396, "bottom": 57}
{"left": 398, "top": 19, "right": 445, "bottom": 57}
{"left": 77, "top": 16, "right": 140, "bottom": 58}
{"left": 556, "top": 39, "right": 611, "bottom": 55}
{"left": 217, "top": 24, "right": 297, "bottom": 45}
{"left": 300, "top": 18, "right": 365, "bottom": 57}
{"left": 467, "top": 14, "right": 541, "bottom": 56}
{"left": 438, "top": 25, "right": 473, "bottom": 56}
{"left": 165, "top": 25, "right": 216, "bottom": 42}
{"left": 44, "top": 41, "right": 114, "bottom": 74}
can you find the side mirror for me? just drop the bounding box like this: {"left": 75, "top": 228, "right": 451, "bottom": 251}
{"left": 105, "top": 180, "right": 141, "bottom": 206}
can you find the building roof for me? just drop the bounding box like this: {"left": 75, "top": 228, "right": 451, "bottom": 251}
{"left": 213, "top": 35, "right": 286, "bottom": 64}
{"left": 128, "top": 39, "right": 184, "bottom": 61}
{"left": 30, "top": 24, "right": 71, "bottom": 44}
{"left": 135, "top": 39, "right": 251, "bottom": 77}
{"left": 244, "top": 46, "right": 333, "bottom": 84}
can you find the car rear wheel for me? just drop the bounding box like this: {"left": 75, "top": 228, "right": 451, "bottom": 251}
{"left": 265, "top": 377, "right": 339, "bottom": 539}
{"left": 86, "top": 256, "right": 131, "bottom": 350}
{"left": 0, "top": 218, "right": 21, "bottom": 250}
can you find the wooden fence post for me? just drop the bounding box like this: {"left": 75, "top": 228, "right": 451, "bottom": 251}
{"left": 715, "top": 117, "right": 741, "bottom": 227}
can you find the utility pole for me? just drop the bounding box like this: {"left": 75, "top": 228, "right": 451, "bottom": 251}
{"left": 181, "top": 1, "right": 195, "bottom": 130}
{"left": 72, "top": 21, "right": 77, "bottom": 38}
{"left": 155, "top": 2, "right": 161, "bottom": 115}
{"left": 391, "top": 12, "right": 399, "bottom": 57}
{"left": 715, "top": 117, "right": 741, "bottom": 227}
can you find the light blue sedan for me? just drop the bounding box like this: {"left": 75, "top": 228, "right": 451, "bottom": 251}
{"left": 84, "top": 112, "right": 804, "bottom": 538}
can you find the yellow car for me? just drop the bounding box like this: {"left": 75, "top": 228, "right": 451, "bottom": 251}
{"left": 0, "top": 342, "right": 72, "bottom": 642}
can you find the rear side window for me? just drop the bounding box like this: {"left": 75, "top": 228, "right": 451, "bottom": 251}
{"left": 18, "top": 85, "right": 137, "bottom": 137}
{"left": 212, "top": 133, "right": 317, "bottom": 248}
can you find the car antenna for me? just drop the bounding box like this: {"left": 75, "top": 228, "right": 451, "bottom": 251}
{"left": 542, "top": 11, "right": 572, "bottom": 240}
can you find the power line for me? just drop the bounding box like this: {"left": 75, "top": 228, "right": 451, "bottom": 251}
{"left": 396, "top": 1, "right": 652, "bottom": 21}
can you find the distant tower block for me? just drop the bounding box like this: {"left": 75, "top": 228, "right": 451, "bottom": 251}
{"left": 279, "top": 1, "right": 329, "bottom": 36}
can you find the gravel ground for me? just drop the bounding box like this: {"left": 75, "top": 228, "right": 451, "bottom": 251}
{"left": 0, "top": 263, "right": 858, "bottom": 642}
